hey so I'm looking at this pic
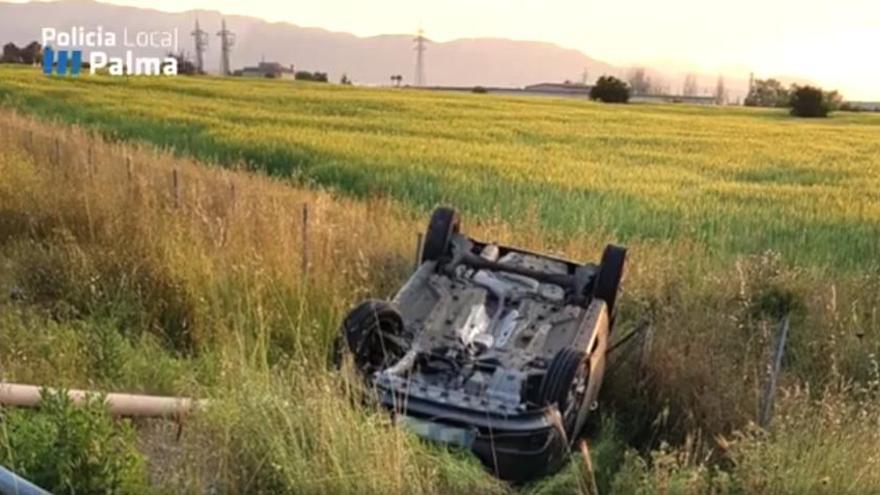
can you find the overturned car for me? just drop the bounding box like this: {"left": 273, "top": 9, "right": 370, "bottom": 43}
{"left": 335, "top": 207, "right": 626, "bottom": 481}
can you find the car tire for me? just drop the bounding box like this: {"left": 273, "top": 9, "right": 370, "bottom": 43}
{"left": 333, "top": 300, "right": 407, "bottom": 375}
{"left": 592, "top": 244, "right": 627, "bottom": 316}
{"left": 421, "top": 206, "right": 461, "bottom": 263}
{"left": 538, "top": 347, "right": 588, "bottom": 435}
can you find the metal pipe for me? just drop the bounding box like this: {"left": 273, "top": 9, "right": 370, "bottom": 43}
{"left": 0, "top": 383, "right": 206, "bottom": 418}
{"left": 759, "top": 314, "right": 791, "bottom": 428}
{"left": 0, "top": 464, "right": 51, "bottom": 495}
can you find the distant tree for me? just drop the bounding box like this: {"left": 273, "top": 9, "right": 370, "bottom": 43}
{"left": 682, "top": 73, "right": 699, "bottom": 96}
{"left": 744, "top": 78, "right": 790, "bottom": 107}
{"left": 1, "top": 42, "right": 21, "bottom": 63}
{"left": 391, "top": 74, "right": 403, "bottom": 87}
{"left": 590, "top": 75, "right": 630, "bottom": 103}
{"left": 295, "top": 71, "right": 328, "bottom": 82}
{"left": 627, "top": 67, "right": 652, "bottom": 95}
{"left": 824, "top": 89, "right": 843, "bottom": 111}
{"left": 472, "top": 86, "right": 488, "bottom": 94}
{"left": 652, "top": 77, "right": 670, "bottom": 95}
{"left": 165, "top": 52, "right": 199, "bottom": 75}
{"left": 340, "top": 73, "right": 352, "bottom": 85}
{"left": 20, "top": 41, "right": 42, "bottom": 65}
{"left": 789, "top": 85, "right": 833, "bottom": 117}
{"left": 838, "top": 101, "right": 861, "bottom": 112}
{"left": 714, "top": 76, "right": 727, "bottom": 105}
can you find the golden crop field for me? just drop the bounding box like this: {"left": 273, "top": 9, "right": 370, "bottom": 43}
{"left": 2, "top": 67, "right": 880, "bottom": 493}
{"left": 1, "top": 66, "right": 878, "bottom": 268}
{"left": 2, "top": 108, "right": 879, "bottom": 494}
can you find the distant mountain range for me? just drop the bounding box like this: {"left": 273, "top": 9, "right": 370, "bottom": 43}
{"left": 2, "top": 0, "right": 758, "bottom": 98}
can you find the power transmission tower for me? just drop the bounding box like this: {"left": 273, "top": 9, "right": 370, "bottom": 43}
{"left": 414, "top": 27, "right": 427, "bottom": 87}
{"left": 217, "top": 19, "right": 235, "bottom": 76}
{"left": 191, "top": 17, "right": 208, "bottom": 74}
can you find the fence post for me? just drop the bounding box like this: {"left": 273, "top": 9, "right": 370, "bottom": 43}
{"left": 301, "top": 203, "right": 310, "bottom": 283}
{"left": 759, "top": 313, "right": 791, "bottom": 428}
{"left": 87, "top": 141, "right": 94, "bottom": 176}
{"left": 125, "top": 155, "right": 134, "bottom": 200}
{"left": 172, "top": 169, "right": 180, "bottom": 208}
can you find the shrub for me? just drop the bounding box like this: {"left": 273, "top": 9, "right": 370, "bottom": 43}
{"left": 0, "top": 389, "right": 147, "bottom": 494}
{"left": 744, "top": 78, "right": 791, "bottom": 108}
{"left": 295, "top": 71, "right": 328, "bottom": 82}
{"left": 590, "top": 76, "right": 630, "bottom": 103}
{"left": 790, "top": 85, "right": 831, "bottom": 118}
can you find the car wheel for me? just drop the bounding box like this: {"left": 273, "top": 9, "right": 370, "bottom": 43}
{"left": 592, "top": 244, "right": 627, "bottom": 316}
{"left": 538, "top": 347, "right": 588, "bottom": 437}
{"left": 333, "top": 300, "right": 408, "bottom": 376}
{"left": 421, "top": 206, "right": 460, "bottom": 263}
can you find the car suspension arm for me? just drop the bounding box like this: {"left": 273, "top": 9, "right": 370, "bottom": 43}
{"left": 448, "top": 252, "right": 578, "bottom": 290}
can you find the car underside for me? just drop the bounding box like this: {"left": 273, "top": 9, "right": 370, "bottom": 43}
{"left": 335, "top": 207, "right": 626, "bottom": 482}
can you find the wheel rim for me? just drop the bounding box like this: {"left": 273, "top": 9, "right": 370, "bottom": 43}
{"left": 351, "top": 313, "right": 405, "bottom": 374}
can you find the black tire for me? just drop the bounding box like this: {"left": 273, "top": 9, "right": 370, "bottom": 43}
{"left": 333, "top": 300, "right": 407, "bottom": 376}
{"left": 421, "top": 207, "right": 461, "bottom": 263}
{"left": 538, "top": 347, "right": 588, "bottom": 435}
{"left": 593, "top": 244, "right": 627, "bottom": 316}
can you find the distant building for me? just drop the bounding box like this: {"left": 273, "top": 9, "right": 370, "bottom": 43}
{"left": 422, "top": 83, "right": 595, "bottom": 99}
{"left": 234, "top": 61, "right": 295, "bottom": 79}
{"left": 523, "top": 82, "right": 593, "bottom": 96}
{"left": 847, "top": 101, "right": 880, "bottom": 112}
{"left": 630, "top": 94, "right": 716, "bottom": 105}
{"left": 420, "top": 82, "right": 719, "bottom": 105}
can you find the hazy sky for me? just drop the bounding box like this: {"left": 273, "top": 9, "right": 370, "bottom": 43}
{"left": 37, "top": 0, "right": 880, "bottom": 98}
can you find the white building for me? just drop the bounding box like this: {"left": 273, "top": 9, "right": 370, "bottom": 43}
{"left": 236, "top": 62, "right": 295, "bottom": 79}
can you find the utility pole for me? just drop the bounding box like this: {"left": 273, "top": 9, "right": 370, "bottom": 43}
{"left": 217, "top": 19, "right": 235, "bottom": 76}
{"left": 414, "top": 27, "right": 427, "bottom": 87}
{"left": 191, "top": 17, "right": 208, "bottom": 74}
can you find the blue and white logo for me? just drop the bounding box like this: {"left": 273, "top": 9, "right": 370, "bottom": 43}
{"left": 42, "top": 47, "right": 83, "bottom": 76}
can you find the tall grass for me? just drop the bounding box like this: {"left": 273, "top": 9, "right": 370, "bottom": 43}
{"left": 0, "top": 110, "right": 879, "bottom": 493}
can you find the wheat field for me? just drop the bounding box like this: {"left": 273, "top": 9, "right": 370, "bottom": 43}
{"left": 1, "top": 67, "right": 880, "bottom": 493}
{"left": 1, "top": 66, "right": 879, "bottom": 268}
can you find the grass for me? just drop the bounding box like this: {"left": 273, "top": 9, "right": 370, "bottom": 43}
{"left": 1, "top": 66, "right": 879, "bottom": 269}
{"left": 0, "top": 73, "right": 879, "bottom": 493}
